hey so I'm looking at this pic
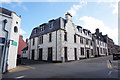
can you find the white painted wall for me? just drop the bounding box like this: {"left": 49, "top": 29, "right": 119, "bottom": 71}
{"left": 8, "top": 13, "right": 21, "bottom": 70}
{"left": 21, "top": 50, "right": 28, "bottom": 58}
{"left": 96, "top": 39, "right": 108, "bottom": 56}
{"left": 28, "top": 14, "right": 108, "bottom": 62}
{"left": 0, "top": 12, "right": 21, "bottom": 70}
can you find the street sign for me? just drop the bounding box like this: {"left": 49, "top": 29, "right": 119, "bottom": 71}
{"left": 11, "top": 40, "right": 17, "bottom": 46}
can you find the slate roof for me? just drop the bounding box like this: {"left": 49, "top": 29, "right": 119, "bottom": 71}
{"left": 0, "top": 7, "right": 21, "bottom": 18}
{"left": 0, "top": 7, "right": 12, "bottom": 16}
{"left": 29, "top": 17, "right": 66, "bottom": 39}
{"left": 93, "top": 30, "right": 107, "bottom": 43}
{"left": 29, "top": 15, "right": 92, "bottom": 39}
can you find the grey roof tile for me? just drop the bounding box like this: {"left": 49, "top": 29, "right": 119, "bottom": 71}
{"left": 29, "top": 17, "right": 65, "bottom": 39}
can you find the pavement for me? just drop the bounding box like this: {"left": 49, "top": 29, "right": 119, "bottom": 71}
{"left": 8, "top": 66, "right": 32, "bottom": 73}
{"left": 2, "top": 55, "right": 120, "bottom": 79}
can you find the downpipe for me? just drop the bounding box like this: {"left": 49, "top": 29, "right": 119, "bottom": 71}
{"left": 1, "top": 19, "right": 8, "bottom": 73}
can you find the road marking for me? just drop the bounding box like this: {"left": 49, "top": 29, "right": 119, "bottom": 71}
{"left": 107, "top": 60, "right": 112, "bottom": 69}
{"left": 15, "top": 76, "right": 25, "bottom": 79}
{"left": 25, "top": 66, "right": 35, "bottom": 69}
{"left": 9, "top": 66, "right": 29, "bottom": 73}
{"left": 108, "top": 71, "right": 112, "bottom": 75}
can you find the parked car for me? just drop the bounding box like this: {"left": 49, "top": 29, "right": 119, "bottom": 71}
{"left": 113, "top": 53, "right": 120, "bottom": 60}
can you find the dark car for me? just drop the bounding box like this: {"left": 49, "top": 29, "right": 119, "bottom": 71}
{"left": 113, "top": 53, "right": 120, "bottom": 60}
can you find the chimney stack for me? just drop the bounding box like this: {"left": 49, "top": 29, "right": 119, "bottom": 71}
{"left": 26, "top": 38, "right": 28, "bottom": 43}
{"left": 65, "top": 12, "right": 72, "bottom": 22}
{"left": 96, "top": 28, "right": 99, "bottom": 34}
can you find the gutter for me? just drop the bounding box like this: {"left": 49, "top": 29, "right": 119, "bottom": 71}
{"left": 1, "top": 19, "right": 8, "bottom": 73}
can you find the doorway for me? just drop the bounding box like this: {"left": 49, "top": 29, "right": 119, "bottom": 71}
{"left": 87, "top": 50, "right": 89, "bottom": 58}
{"left": 97, "top": 47, "right": 100, "bottom": 56}
{"left": 48, "top": 47, "right": 52, "bottom": 62}
{"left": 74, "top": 48, "right": 77, "bottom": 60}
{"left": 64, "top": 47, "right": 67, "bottom": 61}
{"left": 32, "top": 50, "right": 35, "bottom": 60}
{"left": 39, "top": 48, "right": 42, "bottom": 61}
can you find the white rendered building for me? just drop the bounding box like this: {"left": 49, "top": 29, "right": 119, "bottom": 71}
{"left": 28, "top": 12, "right": 94, "bottom": 62}
{"left": 21, "top": 47, "right": 28, "bottom": 59}
{"left": 0, "top": 7, "right": 21, "bottom": 73}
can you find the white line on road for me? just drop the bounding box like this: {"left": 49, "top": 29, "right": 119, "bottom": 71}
{"left": 15, "top": 76, "right": 25, "bottom": 79}
{"left": 108, "top": 71, "right": 112, "bottom": 75}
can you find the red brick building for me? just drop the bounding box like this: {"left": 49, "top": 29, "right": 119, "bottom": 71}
{"left": 17, "top": 35, "right": 27, "bottom": 55}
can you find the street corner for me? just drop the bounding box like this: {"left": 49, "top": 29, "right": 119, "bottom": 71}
{"left": 8, "top": 66, "right": 34, "bottom": 73}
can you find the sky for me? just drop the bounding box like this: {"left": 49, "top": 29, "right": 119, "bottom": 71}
{"left": 0, "top": 0, "right": 118, "bottom": 45}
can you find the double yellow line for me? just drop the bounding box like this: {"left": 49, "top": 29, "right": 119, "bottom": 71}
{"left": 24, "top": 66, "right": 35, "bottom": 69}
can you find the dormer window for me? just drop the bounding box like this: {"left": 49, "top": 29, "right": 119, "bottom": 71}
{"left": 40, "top": 27, "right": 42, "bottom": 32}
{"left": 85, "top": 31, "right": 87, "bottom": 35}
{"left": 89, "top": 33, "right": 92, "bottom": 37}
{"left": 80, "top": 28, "right": 82, "bottom": 33}
{"left": 77, "top": 26, "right": 82, "bottom": 33}
{"left": 40, "top": 26, "right": 45, "bottom": 32}
{"left": 49, "top": 22, "right": 53, "bottom": 28}
{"left": 34, "top": 29, "right": 37, "bottom": 33}
{"left": 79, "top": 28, "right": 82, "bottom": 33}
{"left": 42, "top": 26, "right": 45, "bottom": 31}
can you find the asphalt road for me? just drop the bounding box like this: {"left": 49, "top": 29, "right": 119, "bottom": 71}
{"left": 2, "top": 55, "right": 120, "bottom": 79}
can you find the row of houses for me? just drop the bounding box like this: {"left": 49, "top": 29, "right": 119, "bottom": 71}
{"left": 22, "top": 12, "right": 116, "bottom": 62}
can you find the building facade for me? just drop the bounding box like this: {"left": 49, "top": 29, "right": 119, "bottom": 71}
{"left": 0, "top": 7, "right": 21, "bottom": 73}
{"left": 28, "top": 12, "right": 95, "bottom": 62}
{"left": 93, "top": 29, "right": 108, "bottom": 57}
{"left": 17, "top": 35, "right": 27, "bottom": 56}
{"left": 21, "top": 39, "right": 29, "bottom": 59}
{"left": 21, "top": 46, "right": 28, "bottom": 58}
{"left": 106, "top": 37, "right": 115, "bottom": 55}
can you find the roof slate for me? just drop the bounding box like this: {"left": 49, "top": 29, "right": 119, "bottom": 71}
{"left": 29, "top": 17, "right": 65, "bottom": 39}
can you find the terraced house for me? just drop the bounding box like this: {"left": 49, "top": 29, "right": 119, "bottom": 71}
{"left": 28, "top": 12, "right": 95, "bottom": 62}
{"left": 92, "top": 29, "right": 108, "bottom": 57}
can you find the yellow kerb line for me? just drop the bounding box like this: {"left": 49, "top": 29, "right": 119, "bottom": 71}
{"left": 25, "top": 66, "right": 35, "bottom": 69}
